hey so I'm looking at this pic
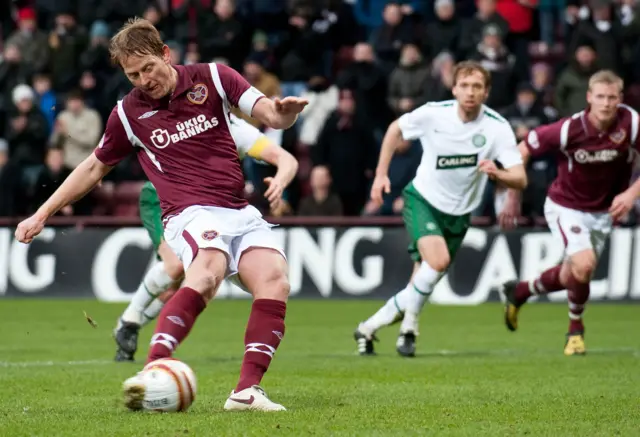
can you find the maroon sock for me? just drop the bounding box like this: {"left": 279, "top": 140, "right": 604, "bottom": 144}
{"left": 235, "top": 299, "right": 286, "bottom": 392}
{"left": 146, "top": 287, "right": 206, "bottom": 364}
{"left": 566, "top": 274, "right": 590, "bottom": 333}
{"left": 514, "top": 265, "right": 564, "bottom": 303}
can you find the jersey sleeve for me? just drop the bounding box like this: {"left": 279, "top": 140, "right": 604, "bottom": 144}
{"left": 229, "top": 113, "right": 270, "bottom": 160}
{"left": 94, "top": 105, "right": 134, "bottom": 166}
{"left": 213, "top": 63, "right": 265, "bottom": 117}
{"left": 523, "top": 118, "right": 567, "bottom": 157}
{"left": 493, "top": 124, "right": 522, "bottom": 168}
{"left": 397, "top": 104, "right": 432, "bottom": 141}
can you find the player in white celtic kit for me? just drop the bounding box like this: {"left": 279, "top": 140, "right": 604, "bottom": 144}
{"left": 114, "top": 113, "right": 298, "bottom": 362}
{"left": 354, "top": 61, "right": 528, "bottom": 357}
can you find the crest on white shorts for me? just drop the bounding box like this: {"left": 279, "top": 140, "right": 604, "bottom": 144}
{"left": 202, "top": 230, "right": 218, "bottom": 241}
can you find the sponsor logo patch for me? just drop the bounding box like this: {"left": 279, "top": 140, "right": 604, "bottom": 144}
{"left": 573, "top": 149, "right": 619, "bottom": 164}
{"left": 187, "top": 83, "right": 208, "bottom": 104}
{"left": 436, "top": 154, "right": 478, "bottom": 169}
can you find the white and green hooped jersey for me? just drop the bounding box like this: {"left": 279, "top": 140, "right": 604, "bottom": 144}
{"left": 397, "top": 100, "right": 522, "bottom": 216}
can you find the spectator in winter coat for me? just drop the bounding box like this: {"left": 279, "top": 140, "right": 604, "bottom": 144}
{"left": 387, "top": 44, "right": 430, "bottom": 116}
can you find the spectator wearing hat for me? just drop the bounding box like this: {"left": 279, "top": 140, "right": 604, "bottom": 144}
{"left": 459, "top": 0, "right": 510, "bottom": 59}
{"left": 0, "top": 44, "right": 31, "bottom": 112}
{"left": 32, "top": 72, "right": 58, "bottom": 132}
{"left": 6, "top": 84, "right": 48, "bottom": 172}
{"left": 554, "top": 42, "right": 599, "bottom": 117}
{"left": 469, "top": 24, "right": 517, "bottom": 110}
{"left": 6, "top": 7, "right": 50, "bottom": 74}
{"left": 421, "top": 0, "right": 462, "bottom": 62}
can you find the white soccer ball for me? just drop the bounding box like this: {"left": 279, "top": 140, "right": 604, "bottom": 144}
{"left": 140, "top": 358, "right": 197, "bottom": 412}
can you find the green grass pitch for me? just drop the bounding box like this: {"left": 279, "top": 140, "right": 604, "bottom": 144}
{"left": 0, "top": 300, "right": 638, "bottom": 436}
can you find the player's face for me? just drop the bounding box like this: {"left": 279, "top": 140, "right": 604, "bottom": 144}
{"left": 121, "top": 45, "right": 174, "bottom": 100}
{"left": 587, "top": 83, "right": 621, "bottom": 123}
{"left": 452, "top": 71, "right": 488, "bottom": 112}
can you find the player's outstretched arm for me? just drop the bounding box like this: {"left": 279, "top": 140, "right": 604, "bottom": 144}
{"left": 251, "top": 97, "right": 309, "bottom": 130}
{"left": 479, "top": 161, "right": 527, "bottom": 190}
{"left": 15, "top": 152, "right": 112, "bottom": 243}
{"left": 371, "top": 120, "right": 411, "bottom": 206}
{"left": 251, "top": 143, "right": 299, "bottom": 209}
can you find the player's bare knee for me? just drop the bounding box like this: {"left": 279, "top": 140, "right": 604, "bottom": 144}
{"left": 570, "top": 252, "right": 596, "bottom": 283}
{"left": 186, "top": 271, "right": 222, "bottom": 301}
{"left": 255, "top": 268, "right": 290, "bottom": 301}
{"left": 164, "top": 260, "right": 184, "bottom": 282}
{"left": 417, "top": 236, "right": 450, "bottom": 272}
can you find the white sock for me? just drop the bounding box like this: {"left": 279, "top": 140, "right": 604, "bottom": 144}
{"left": 360, "top": 286, "right": 409, "bottom": 335}
{"left": 399, "top": 261, "right": 444, "bottom": 334}
{"left": 120, "top": 262, "right": 174, "bottom": 325}
{"left": 141, "top": 298, "right": 166, "bottom": 327}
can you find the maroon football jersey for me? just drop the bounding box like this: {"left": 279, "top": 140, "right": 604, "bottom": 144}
{"left": 524, "top": 105, "right": 639, "bottom": 212}
{"left": 94, "top": 63, "right": 265, "bottom": 219}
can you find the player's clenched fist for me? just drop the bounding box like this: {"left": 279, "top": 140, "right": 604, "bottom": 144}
{"left": 274, "top": 96, "right": 308, "bottom": 115}
{"left": 370, "top": 174, "right": 391, "bottom": 206}
{"left": 15, "top": 215, "right": 45, "bottom": 244}
{"left": 478, "top": 159, "right": 499, "bottom": 179}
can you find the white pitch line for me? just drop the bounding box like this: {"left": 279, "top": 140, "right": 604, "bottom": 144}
{"left": 0, "top": 359, "right": 113, "bottom": 368}
{"left": 1, "top": 348, "right": 638, "bottom": 368}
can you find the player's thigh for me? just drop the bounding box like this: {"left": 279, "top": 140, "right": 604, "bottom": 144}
{"left": 544, "top": 199, "right": 599, "bottom": 282}
{"left": 403, "top": 185, "right": 446, "bottom": 267}
{"left": 164, "top": 207, "right": 233, "bottom": 300}
{"left": 235, "top": 228, "right": 289, "bottom": 302}
{"left": 157, "top": 240, "right": 184, "bottom": 282}
{"left": 416, "top": 235, "right": 450, "bottom": 271}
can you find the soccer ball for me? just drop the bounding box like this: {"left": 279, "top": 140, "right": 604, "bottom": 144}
{"left": 137, "top": 358, "right": 197, "bottom": 412}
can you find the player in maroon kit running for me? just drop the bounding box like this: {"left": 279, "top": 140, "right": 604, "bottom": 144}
{"left": 15, "top": 18, "right": 307, "bottom": 411}
{"left": 498, "top": 70, "right": 640, "bottom": 355}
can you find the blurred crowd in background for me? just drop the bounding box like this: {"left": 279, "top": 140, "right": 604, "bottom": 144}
{"left": 2, "top": 0, "right": 640, "bottom": 224}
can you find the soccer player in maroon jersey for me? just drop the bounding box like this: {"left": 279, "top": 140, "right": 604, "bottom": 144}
{"left": 498, "top": 70, "right": 640, "bottom": 355}
{"left": 15, "top": 18, "right": 308, "bottom": 411}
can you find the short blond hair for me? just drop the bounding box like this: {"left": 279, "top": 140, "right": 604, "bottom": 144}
{"left": 109, "top": 17, "right": 164, "bottom": 66}
{"left": 588, "top": 70, "right": 624, "bottom": 93}
{"left": 452, "top": 61, "right": 492, "bottom": 89}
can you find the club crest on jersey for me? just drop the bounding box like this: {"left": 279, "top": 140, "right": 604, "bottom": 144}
{"left": 609, "top": 128, "right": 626, "bottom": 144}
{"left": 150, "top": 128, "right": 171, "bottom": 149}
{"left": 202, "top": 230, "right": 218, "bottom": 241}
{"left": 472, "top": 134, "right": 486, "bottom": 148}
{"left": 187, "top": 83, "right": 208, "bottom": 104}
{"left": 570, "top": 226, "right": 581, "bottom": 234}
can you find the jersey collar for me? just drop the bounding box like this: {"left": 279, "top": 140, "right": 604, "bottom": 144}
{"left": 453, "top": 100, "right": 485, "bottom": 124}
{"left": 140, "top": 65, "right": 194, "bottom": 109}
{"left": 171, "top": 65, "right": 194, "bottom": 99}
